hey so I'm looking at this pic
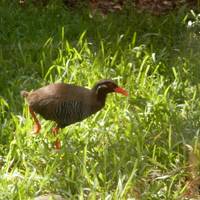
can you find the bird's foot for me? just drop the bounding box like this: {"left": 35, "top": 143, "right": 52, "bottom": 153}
{"left": 52, "top": 127, "right": 59, "bottom": 134}
{"left": 54, "top": 139, "right": 61, "bottom": 150}
{"left": 52, "top": 127, "right": 61, "bottom": 149}
{"left": 34, "top": 123, "right": 41, "bottom": 134}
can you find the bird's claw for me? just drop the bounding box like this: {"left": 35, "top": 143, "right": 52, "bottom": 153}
{"left": 52, "top": 127, "right": 59, "bottom": 134}
{"left": 54, "top": 139, "right": 61, "bottom": 150}
{"left": 52, "top": 127, "right": 61, "bottom": 149}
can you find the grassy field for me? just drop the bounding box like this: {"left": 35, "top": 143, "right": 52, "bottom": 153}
{"left": 1, "top": 1, "right": 200, "bottom": 199}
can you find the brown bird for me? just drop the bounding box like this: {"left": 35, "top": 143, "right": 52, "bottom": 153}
{"left": 21, "top": 80, "right": 128, "bottom": 149}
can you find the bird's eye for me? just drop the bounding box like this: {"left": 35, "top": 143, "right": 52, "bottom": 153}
{"left": 98, "top": 84, "right": 108, "bottom": 90}
{"left": 96, "top": 84, "right": 108, "bottom": 94}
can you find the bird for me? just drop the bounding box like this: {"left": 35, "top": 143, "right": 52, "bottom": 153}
{"left": 21, "top": 79, "right": 128, "bottom": 149}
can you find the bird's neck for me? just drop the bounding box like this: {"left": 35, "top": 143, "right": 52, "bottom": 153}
{"left": 97, "top": 92, "right": 107, "bottom": 105}
{"left": 91, "top": 88, "right": 107, "bottom": 105}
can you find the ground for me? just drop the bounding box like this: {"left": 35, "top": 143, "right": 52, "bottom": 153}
{"left": 0, "top": 1, "right": 200, "bottom": 199}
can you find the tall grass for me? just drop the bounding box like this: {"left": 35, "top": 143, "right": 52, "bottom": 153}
{"left": 0, "top": 1, "right": 200, "bottom": 199}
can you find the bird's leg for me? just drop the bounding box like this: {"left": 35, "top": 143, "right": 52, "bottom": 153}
{"left": 52, "top": 126, "right": 61, "bottom": 149}
{"left": 29, "top": 107, "right": 41, "bottom": 134}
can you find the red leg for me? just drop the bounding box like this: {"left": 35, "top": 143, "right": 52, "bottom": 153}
{"left": 52, "top": 126, "right": 61, "bottom": 149}
{"left": 29, "top": 107, "right": 41, "bottom": 134}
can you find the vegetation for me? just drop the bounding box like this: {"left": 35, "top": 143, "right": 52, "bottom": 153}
{"left": 1, "top": 1, "right": 200, "bottom": 199}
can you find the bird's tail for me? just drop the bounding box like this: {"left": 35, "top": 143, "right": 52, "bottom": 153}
{"left": 20, "top": 90, "right": 29, "bottom": 98}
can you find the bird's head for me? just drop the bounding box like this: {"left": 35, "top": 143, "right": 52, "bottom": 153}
{"left": 93, "top": 80, "right": 128, "bottom": 100}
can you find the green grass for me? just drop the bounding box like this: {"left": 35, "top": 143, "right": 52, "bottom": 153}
{"left": 1, "top": 1, "right": 200, "bottom": 199}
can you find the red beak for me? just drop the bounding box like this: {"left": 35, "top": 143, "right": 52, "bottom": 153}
{"left": 114, "top": 87, "right": 128, "bottom": 96}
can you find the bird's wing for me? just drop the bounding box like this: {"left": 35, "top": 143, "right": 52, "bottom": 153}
{"left": 33, "top": 96, "right": 88, "bottom": 124}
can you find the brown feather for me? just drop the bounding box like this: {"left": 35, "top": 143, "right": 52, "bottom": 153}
{"left": 23, "top": 83, "right": 104, "bottom": 127}
{"left": 22, "top": 80, "right": 127, "bottom": 129}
